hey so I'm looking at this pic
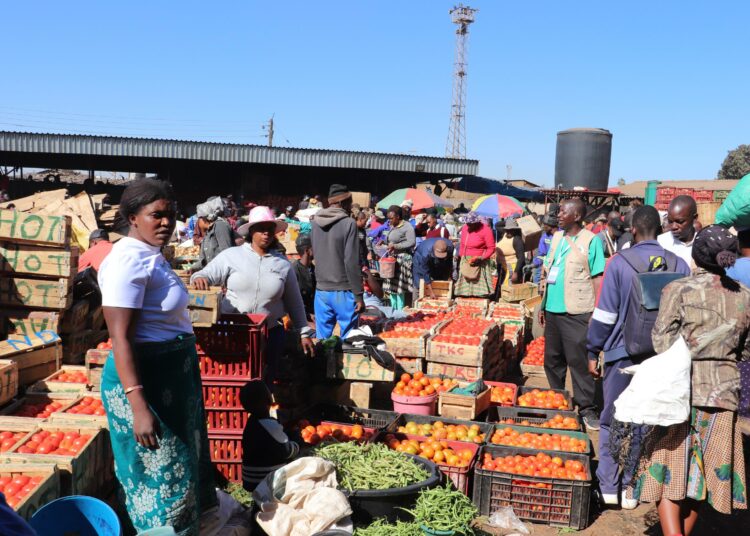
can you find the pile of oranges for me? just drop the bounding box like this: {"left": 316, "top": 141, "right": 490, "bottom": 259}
{"left": 0, "top": 473, "right": 45, "bottom": 509}
{"left": 392, "top": 372, "right": 457, "bottom": 398}
{"left": 498, "top": 414, "right": 580, "bottom": 431}
{"left": 517, "top": 389, "right": 569, "bottom": 410}
{"left": 11, "top": 399, "right": 65, "bottom": 419}
{"left": 490, "top": 427, "right": 588, "bottom": 453}
{"left": 0, "top": 432, "right": 27, "bottom": 452}
{"left": 481, "top": 451, "right": 588, "bottom": 481}
{"left": 298, "top": 422, "right": 371, "bottom": 445}
{"left": 51, "top": 370, "right": 88, "bottom": 383}
{"left": 523, "top": 337, "right": 545, "bottom": 366}
{"left": 397, "top": 420, "right": 485, "bottom": 443}
{"left": 490, "top": 384, "right": 516, "bottom": 406}
{"left": 64, "top": 397, "right": 106, "bottom": 417}
{"left": 382, "top": 434, "right": 474, "bottom": 467}
{"left": 14, "top": 429, "right": 92, "bottom": 457}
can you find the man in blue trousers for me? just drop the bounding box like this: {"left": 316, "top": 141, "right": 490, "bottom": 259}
{"left": 586, "top": 206, "right": 690, "bottom": 509}
{"left": 311, "top": 184, "right": 365, "bottom": 338}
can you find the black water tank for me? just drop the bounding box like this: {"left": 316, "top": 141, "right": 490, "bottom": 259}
{"left": 554, "top": 128, "right": 612, "bottom": 191}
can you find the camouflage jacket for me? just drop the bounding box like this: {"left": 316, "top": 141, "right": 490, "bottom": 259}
{"left": 652, "top": 269, "right": 750, "bottom": 411}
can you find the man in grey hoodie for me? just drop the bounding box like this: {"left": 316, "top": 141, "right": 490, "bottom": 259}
{"left": 311, "top": 184, "right": 365, "bottom": 339}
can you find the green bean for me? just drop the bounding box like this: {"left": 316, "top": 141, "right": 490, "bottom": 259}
{"left": 404, "top": 483, "right": 478, "bottom": 534}
{"left": 315, "top": 442, "right": 430, "bottom": 491}
{"left": 354, "top": 519, "right": 423, "bottom": 536}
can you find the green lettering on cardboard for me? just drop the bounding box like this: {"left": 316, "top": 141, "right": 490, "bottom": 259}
{"left": 20, "top": 214, "right": 44, "bottom": 240}
{"left": 23, "top": 254, "right": 42, "bottom": 273}
{"left": 15, "top": 281, "right": 32, "bottom": 304}
{"left": 45, "top": 215, "right": 63, "bottom": 242}
{"left": 0, "top": 210, "right": 19, "bottom": 239}
{"left": 48, "top": 253, "right": 66, "bottom": 275}
{"left": 34, "top": 283, "right": 55, "bottom": 307}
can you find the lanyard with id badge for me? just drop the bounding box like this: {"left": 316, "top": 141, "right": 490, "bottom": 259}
{"left": 547, "top": 238, "right": 572, "bottom": 285}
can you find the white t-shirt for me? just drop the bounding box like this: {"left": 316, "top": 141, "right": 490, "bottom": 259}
{"left": 99, "top": 237, "right": 193, "bottom": 343}
{"left": 657, "top": 231, "right": 695, "bottom": 270}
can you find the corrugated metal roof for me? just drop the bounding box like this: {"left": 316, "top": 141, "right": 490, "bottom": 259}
{"left": 0, "top": 131, "right": 478, "bottom": 175}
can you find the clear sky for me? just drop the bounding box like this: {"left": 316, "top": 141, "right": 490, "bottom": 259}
{"left": 1, "top": 1, "right": 747, "bottom": 186}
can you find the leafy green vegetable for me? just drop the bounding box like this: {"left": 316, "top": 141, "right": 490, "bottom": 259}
{"left": 404, "top": 483, "right": 477, "bottom": 534}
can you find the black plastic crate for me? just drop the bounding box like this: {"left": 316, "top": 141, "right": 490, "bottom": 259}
{"left": 516, "top": 386, "right": 573, "bottom": 411}
{"left": 387, "top": 413, "right": 494, "bottom": 444}
{"left": 487, "top": 406, "right": 582, "bottom": 431}
{"left": 300, "top": 403, "right": 400, "bottom": 430}
{"left": 473, "top": 444, "right": 592, "bottom": 530}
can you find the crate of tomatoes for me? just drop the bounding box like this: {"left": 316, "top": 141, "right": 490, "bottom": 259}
{"left": 375, "top": 431, "right": 479, "bottom": 495}
{"left": 29, "top": 365, "right": 90, "bottom": 394}
{"left": 517, "top": 387, "right": 572, "bottom": 411}
{"left": 202, "top": 379, "right": 247, "bottom": 434}
{"left": 387, "top": 414, "right": 492, "bottom": 444}
{"left": 473, "top": 445, "right": 592, "bottom": 530}
{"left": 485, "top": 381, "right": 518, "bottom": 407}
{"left": 488, "top": 424, "right": 590, "bottom": 454}
{"left": 0, "top": 393, "right": 79, "bottom": 425}
{"left": 0, "top": 463, "right": 60, "bottom": 519}
{"left": 520, "top": 336, "right": 545, "bottom": 378}
{"left": 427, "top": 318, "right": 501, "bottom": 367}
{"left": 49, "top": 394, "right": 108, "bottom": 428}
{"left": 296, "top": 403, "right": 400, "bottom": 431}
{"left": 4, "top": 423, "right": 112, "bottom": 496}
{"left": 488, "top": 406, "right": 582, "bottom": 432}
{"left": 379, "top": 312, "right": 449, "bottom": 358}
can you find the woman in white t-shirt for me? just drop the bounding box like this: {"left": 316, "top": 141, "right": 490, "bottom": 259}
{"left": 98, "top": 179, "right": 215, "bottom": 535}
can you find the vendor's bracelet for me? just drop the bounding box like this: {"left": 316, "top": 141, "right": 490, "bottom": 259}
{"left": 124, "top": 385, "right": 144, "bottom": 395}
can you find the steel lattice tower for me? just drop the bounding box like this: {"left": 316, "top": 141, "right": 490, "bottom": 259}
{"left": 446, "top": 4, "right": 477, "bottom": 159}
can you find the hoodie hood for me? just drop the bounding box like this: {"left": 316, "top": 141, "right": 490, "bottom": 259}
{"left": 314, "top": 207, "right": 349, "bottom": 229}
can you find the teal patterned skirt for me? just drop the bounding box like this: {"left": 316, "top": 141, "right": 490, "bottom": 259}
{"left": 101, "top": 334, "right": 216, "bottom": 535}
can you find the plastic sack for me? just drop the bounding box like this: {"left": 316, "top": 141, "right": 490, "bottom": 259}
{"left": 487, "top": 507, "right": 530, "bottom": 535}
{"left": 614, "top": 335, "right": 691, "bottom": 426}
{"left": 716, "top": 173, "right": 750, "bottom": 227}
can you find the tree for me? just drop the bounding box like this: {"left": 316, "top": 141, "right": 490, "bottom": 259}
{"left": 718, "top": 144, "right": 750, "bottom": 180}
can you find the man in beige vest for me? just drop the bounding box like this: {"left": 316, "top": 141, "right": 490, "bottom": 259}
{"left": 540, "top": 198, "right": 606, "bottom": 430}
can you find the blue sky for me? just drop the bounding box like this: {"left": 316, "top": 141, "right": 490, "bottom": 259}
{"left": 1, "top": 1, "right": 747, "bottom": 186}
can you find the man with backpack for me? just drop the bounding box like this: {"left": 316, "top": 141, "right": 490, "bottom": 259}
{"left": 586, "top": 206, "right": 690, "bottom": 509}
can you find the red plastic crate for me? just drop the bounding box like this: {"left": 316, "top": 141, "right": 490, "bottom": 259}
{"left": 203, "top": 380, "right": 245, "bottom": 409}
{"left": 195, "top": 314, "right": 268, "bottom": 381}
{"left": 484, "top": 381, "right": 518, "bottom": 407}
{"left": 374, "top": 431, "right": 478, "bottom": 495}
{"left": 206, "top": 407, "right": 247, "bottom": 433}
{"left": 209, "top": 433, "right": 242, "bottom": 483}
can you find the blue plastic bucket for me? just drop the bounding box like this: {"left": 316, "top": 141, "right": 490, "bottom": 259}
{"left": 29, "top": 495, "right": 122, "bottom": 536}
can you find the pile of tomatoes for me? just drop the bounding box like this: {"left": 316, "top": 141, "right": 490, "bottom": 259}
{"left": 381, "top": 435, "right": 474, "bottom": 467}
{"left": 396, "top": 420, "right": 485, "bottom": 443}
{"left": 523, "top": 337, "right": 545, "bottom": 366}
{"left": 503, "top": 323, "right": 523, "bottom": 342}
{"left": 15, "top": 429, "right": 92, "bottom": 456}
{"left": 11, "top": 399, "right": 66, "bottom": 419}
{"left": 491, "top": 305, "right": 524, "bottom": 321}
{"left": 380, "top": 312, "right": 448, "bottom": 339}
{"left": 481, "top": 451, "right": 588, "bottom": 481}
{"left": 95, "top": 339, "right": 113, "bottom": 350}
{"left": 432, "top": 318, "right": 493, "bottom": 345}
{"left": 490, "top": 384, "right": 516, "bottom": 406}
{"left": 297, "top": 421, "right": 371, "bottom": 445}
{"left": 0, "top": 473, "right": 45, "bottom": 509}
{"left": 490, "top": 427, "right": 588, "bottom": 453}
{"left": 392, "top": 372, "right": 457, "bottom": 397}
{"left": 64, "top": 397, "right": 106, "bottom": 417}
{"left": 51, "top": 370, "right": 88, "bottom": 384}
{"left": 498, "top": 414, "right": 580, "bottom": 431}
{"left": 517, "top": 389, "right": 569, "bottom": 410}
{"left": 0, "top": 431, "right": 28, "bottom": 452}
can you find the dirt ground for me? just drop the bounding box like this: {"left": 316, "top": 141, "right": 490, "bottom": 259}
{"left": 520, "top": 373, "right": 750, "bottom": 535}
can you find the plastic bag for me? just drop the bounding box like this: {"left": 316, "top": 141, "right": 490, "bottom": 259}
{"left": 487, "top": 507, "right": 530, "bottom": 535}
{"left": 716, "top": 173, "right": 750, "bottom": 227}
{"left": 199, "top": 490, "right": 251, "bottom": 536}
{"left": 614, "top": 335, "right": 691, "bottom": 426}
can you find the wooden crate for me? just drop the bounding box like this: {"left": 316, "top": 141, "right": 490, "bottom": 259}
{"left": 0, "top": 210, "right": 71, "bottom": 246}
{"left": 427, "top": 323, "right": 501, "bottom": 366}
{"left": 5, "top": 423, "right": 112, "bottom": 496}
{"left": 187, "top": 287, "right": 223, "bottom": 327}
{"left": 1, "top": 463, "right": 60, "bottom": 520}
{"left": 418, "top": 279, "right": 453, "bottom": 300}
{"left": 520, "top": 359, "right": 546, "bottom": 379}
{"left": 0, "top": 392, "right": 79, "bottom": 424}
{"left": 381, "top": 332, "right": 430, "bottom": 358}
{"left": 0, "top": 242, "right": 77, "bottom": 280}
{"left": 174, "top": 269, "right": 191, "bottom": 286}
{"left": 50, "top": 393, "right": 107, "bottom": 428}
{"left": 0, "top": 360, "right": 19, "bottom": 406}
{"left": 85, "top": 349, "right": 110, "bottom": 391}
{"left": 488, "top": 302, "right": 525, "bottom": 322}
{"left": 438, "top": 384, "right": 492, "bottom": 420}
{"left": 0, "top": 332, "right": 62, "bottom": 387}
{"left": 2, "top": 311, "right": 60, "bottom": 337}
{"left": 521, "top": 295, "right": 543, "bottom": 318}
{"left": 411, "top": 297, "right": 454, "bottom": 311}
{"left": 61, "top": 330, "right": 95, "bottom": 364}
{"left": 58, "top": 299, "right": 90, "bottom": 334}
{"left": 326, "top": 351, "right": 395, "bottom": 382}
{"left": 697, "top": 202, "right": 721, "bottom": 226}
{"left": 501, "top": 282, "right": 538, "bottom": 303}
{"left": 426, "top": 360, "right": 504, "bottom": 383}
{"left": 395, "top": 357, "right": 424, "bottom": 375}
{"left": 29, "top": 365, "right": 90, "bottom": 394}
{"left": 0, "top": 277, "right": 71, "bottom": 310}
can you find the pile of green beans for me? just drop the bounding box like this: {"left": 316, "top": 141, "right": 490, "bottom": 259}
{"left": 354, "top": 519, "right": 423, "bottom": 536}
{"left": 406, "top": 483, "right": 478, "bottom": 534}
{"left": 315, "top": 442, "right": 430, "bottom": 491}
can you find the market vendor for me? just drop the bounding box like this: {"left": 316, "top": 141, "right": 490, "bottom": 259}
{"left": 77, "top": 228, "right": 113, "bottom": 273}
{"left": 412, "top": 237, "right": 454, "bottom": 299}
{"left": 98, "top": 178, "right": 216, "bottom": 534}
{"left": 495, "top": 217, "right": 526, "bottom": 285}
{"left": 381, "top": 205, "right": 416, "bottom": 310}
{"left": 455, "top": 211, "right": 496, "bottom": 298}
{"left": 191, "top": 206, "right": 314, "bottom": 385}
{"left": 191, "top": 197, "right": 234, "bottom": 271}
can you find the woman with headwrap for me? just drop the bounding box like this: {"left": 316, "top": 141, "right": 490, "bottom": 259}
{"left": 191, "top": 197, "right": 234, "bottom": 271}
{"left": 454, "top": 211, "right": 497, "bottom": 297}
{"left": 629, "top": 225, "right": 749, "bottom": 536}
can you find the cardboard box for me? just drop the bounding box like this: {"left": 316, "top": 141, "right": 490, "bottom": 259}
{"left": 517, "top": 214, "right": 542, "bottom": 251}
{"left": 0, "top": 242, "right": 77, "bottom": 279}
{"left": 187, "top": 288, "right": 223, "bottom": 327}
{"left": 0, "top": 210, "right": 71, "bottom": 246}
{"left": 326, "top": 351, "right": 395, "bottom": 382}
